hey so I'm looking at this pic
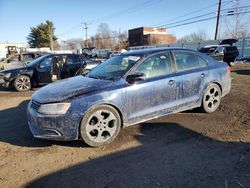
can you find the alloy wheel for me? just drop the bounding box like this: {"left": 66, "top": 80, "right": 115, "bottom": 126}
{"left": 203, "top": 84, "right": 221, "bottom": 113}
{"left": 14, "top": 75, "right": 31, "bottom": 91}
{"left": 86, "top": 109, "right": 118, "bottom": 143}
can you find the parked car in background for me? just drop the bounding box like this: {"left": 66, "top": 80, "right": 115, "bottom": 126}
{"left": 0, "top": 52, "right": 48, "bottom": 70}
{"left": 199, "top": 39, "right": 239, "bottom": 66}
{"left": 0, "top": 53, "right": 96, "bottom": 91}
{"left": 27, "top": 47, "right": 231, "bottom": 147}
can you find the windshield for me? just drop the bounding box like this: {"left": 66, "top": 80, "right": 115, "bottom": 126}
{"left": 87, "top": 54, "right": 141, "bottom": 80}
{"left": 26, "top": 54, "right": 50, "bottom": 67}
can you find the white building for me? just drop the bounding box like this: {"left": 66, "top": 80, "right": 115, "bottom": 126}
{"left": 0, "top": 42, "right": 27, "bottom": 58}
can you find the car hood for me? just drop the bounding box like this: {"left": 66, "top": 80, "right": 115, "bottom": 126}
{"left": 0, "top": 66, "right": 25, "bottom": 73}
{"left": 32, "top": 76, "right": 113, "bottom": 103}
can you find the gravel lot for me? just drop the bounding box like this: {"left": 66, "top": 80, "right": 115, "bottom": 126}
{"left": 0, "top": 64, "right": 249, "bottom": 188}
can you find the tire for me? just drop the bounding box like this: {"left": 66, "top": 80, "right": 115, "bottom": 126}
{"left": 201, "top": 83, "right": 222, "bottom": 113}
{"left": 80, "top": 105, "right": 121, "bottom": 147}
{"left": 14, "top": 75, "right": 31, "bottom": 92}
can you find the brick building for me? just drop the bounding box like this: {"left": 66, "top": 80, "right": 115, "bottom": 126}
{"left": 128, "top": 27, "right": 176, "bottom": 46}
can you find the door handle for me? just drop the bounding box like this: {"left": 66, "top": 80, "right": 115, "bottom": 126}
{"left": 201, "top": 73, "right": 205, "bottom": 78}
{"left": 168, "top": 80, "right": 175, "bottom": 85}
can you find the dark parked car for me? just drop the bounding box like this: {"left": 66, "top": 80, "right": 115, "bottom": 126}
{"left": 199, "top": 39, "right": 239, "bottom": 66}
{"left": 0, "top": 53, "right": 89, "bottom": 91}
{"left": 27, "top": 48, "right": 231, "bottom": 147}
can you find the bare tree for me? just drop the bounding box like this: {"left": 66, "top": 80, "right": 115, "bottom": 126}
{"left": 177, "top": 30, "right": 208, "bottom": 43}
{"left": 96, "top": 23, "right": 112, "bottom": 49}
{"left": 90, "top": 23, "right": 128, "bottom": 51}
{"left": 222, "top": 0, "right": 250, "bottom": 38}
{"left": 61, "top": 38, "right": 84, "bottom": 50}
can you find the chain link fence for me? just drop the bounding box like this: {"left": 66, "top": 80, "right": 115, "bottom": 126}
{"left": 129, "top": 37, "right": 250, "bottom": 59}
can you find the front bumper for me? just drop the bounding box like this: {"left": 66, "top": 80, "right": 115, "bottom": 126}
{"left": 0, "top": 75, "right": 10, "bottom": 87}
{"left": 27, "top": 101, "right": 80, "bottom": 141}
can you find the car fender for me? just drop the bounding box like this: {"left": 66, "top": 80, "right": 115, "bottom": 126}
{"left": 9, "top": 69, "right": 34, "bottom": 83}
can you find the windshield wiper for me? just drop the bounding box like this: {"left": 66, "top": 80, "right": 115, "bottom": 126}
{"left": 101, "top": 76, "right": 117, "bottom": 81}
{"left": 88, "top": 75, "right": 102, "bottom": 79}
{"left": 88, "top": 75, "right": 116, "bottom": 81}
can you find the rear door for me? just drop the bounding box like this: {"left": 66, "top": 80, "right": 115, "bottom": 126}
{"left": 61, "top": 55, "right": 83, "bottom": 78}
{"left": 171, "top": 50, "right": 209, "bottom": 108}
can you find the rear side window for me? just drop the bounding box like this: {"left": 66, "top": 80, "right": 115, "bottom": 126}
{"left": 173, "top": 51, "right": 207, "bottom": 71}
{"left": 225, "top": 46, "right": 238, "bottom": 52}
{"left": 65, "top": 55, "right": 79, "bottom": 64}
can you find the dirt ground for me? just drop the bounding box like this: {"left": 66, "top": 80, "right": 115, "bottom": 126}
{"left": 0, "top": 64, "right": 249, "bottom": 188}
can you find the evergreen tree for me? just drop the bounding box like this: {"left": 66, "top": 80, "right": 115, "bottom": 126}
{"left": 27, "top": 20, "right": 57, "bottom": 49}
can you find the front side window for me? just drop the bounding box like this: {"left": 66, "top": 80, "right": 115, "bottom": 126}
{"left": 88, "top": 55, "right": 141, "bottom": 80}
{"left": 136, "top": 53, "right": 172, "bottom": 79}
{"left": 173, "top": 51, "right": 207, "bottom": 71}
{"left": 39, "top": 57, "right": 52, "bottom": 68}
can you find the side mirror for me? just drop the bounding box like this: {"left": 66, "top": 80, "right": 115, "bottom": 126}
{"left": 126, "top": 72, "right": 146, "bottom": 84}
{"left": 39, "top": 64, "right": 45, "bottom": 69}
{"left": 77, "top": 68, "right": 90, "bottom": 76}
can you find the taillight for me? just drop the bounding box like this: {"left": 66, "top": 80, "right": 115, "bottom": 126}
{"left": 226, "top": 65, "right": 231, "bottom": 72}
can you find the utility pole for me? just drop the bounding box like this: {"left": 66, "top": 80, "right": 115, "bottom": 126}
{"left": 82, "top": 22, "right": 89, "bottom": 47}
{"left": 119, "top": 28, "right": 121, "bottom": 51}
{"left": 49, "top": 24, "right": 54, "bottom": 51}
{"left": 214, "top": 0, "right": 222, "bottom": 40}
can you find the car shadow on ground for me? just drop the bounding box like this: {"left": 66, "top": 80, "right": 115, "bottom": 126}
{"left": 1, "top": 100, "right": 250, "bottom": 187}
{"left": 0, "top": 86, "right": 40, "bottom": 93}
{"left": 0, "top": 86, "right": 17, "bottom": 92}
{"left": 25, "top": 122, "right": 250, "bottom": 188}
{"left": 232, "top": 69, "right": 250, "bottom": 75}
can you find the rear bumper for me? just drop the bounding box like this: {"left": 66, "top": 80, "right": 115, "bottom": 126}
{"left": 222, "top": 76, "right": 231, "bottom": 97}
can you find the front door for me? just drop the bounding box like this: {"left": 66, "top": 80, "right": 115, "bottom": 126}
{"left": 35, "top": 55, "right": 53, "bottom": 84}
{"left": 125, "top": 52, "right": 177, "bottom": 124}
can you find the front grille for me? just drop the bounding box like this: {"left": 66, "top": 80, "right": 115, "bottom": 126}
{"left": 31, "top": 100, "right": 41, "bottom": 111}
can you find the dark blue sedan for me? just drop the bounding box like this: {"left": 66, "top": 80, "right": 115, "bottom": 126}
{"left": 27, "top": 48, "right": 231, "bottom": 147}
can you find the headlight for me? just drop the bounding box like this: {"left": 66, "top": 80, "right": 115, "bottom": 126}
{"left": 38, "top": 103, "right": 71, "bottom": 115}
{"left": 4, "top": 73, "right": 11, "bottom": 79}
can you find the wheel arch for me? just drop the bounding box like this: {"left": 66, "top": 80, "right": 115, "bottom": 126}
{"left": 10, "top": 73, "right": 32, "bottom": 86}
{"left": 77, "top": 102, "right": 124, "bottom": 139}
{"left": 211, "top": 81, "right": 222, "bottom": 93}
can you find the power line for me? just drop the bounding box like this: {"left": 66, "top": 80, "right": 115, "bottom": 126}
{"left": 91, "top": 0, "right": 162, "bottom": 23}
{"left": 57, "top": 0, "right": 162, "bottom": 37}
{"left": 152, "top": 0, "right": 233, "bottom": 27}
{"left": 155, "top": 5, "right": 250, "bottom": 28}
{"left": 162, "top": 10, "right": 250, "bottom": 30}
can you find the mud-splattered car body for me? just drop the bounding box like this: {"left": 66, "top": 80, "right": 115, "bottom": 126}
{"left": 27, "top": 48, "right": 231, "bottom": 141}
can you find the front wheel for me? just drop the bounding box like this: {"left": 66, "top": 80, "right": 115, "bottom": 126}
{"left": 80, "top": 105, "right": 121, "bottom": 147}
{"left": 14, "top": 75, "right": 31, "bottom": 92}
{"left": 201, "top": 83, "right": 222, "bottom": 113}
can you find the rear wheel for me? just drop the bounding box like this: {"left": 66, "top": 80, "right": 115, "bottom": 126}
{"left": 202, "top": 83, "right": 221, "bottom": 113}
{"left": 80, "top": 105, "right": 121, "bottom": 147}
{"left": 14, "top": 75, "right": 31, "bottom": 92}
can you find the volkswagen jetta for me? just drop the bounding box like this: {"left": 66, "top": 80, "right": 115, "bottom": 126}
{"left": 27, "top": 48, "right": 231, "bottom": 147}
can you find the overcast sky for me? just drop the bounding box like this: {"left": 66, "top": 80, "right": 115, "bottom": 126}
{"left": 0, "top": 0, "right": 249, "bottom": 43}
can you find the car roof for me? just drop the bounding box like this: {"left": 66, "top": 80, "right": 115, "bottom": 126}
{"left": 202, "top": 44, "right": 236, "bottom": 48}
{"left": 123, "top": 47, "right": 196, "bottom": 56}
{"left": 50, "top": 53, "right": 79, "bottom": 56}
